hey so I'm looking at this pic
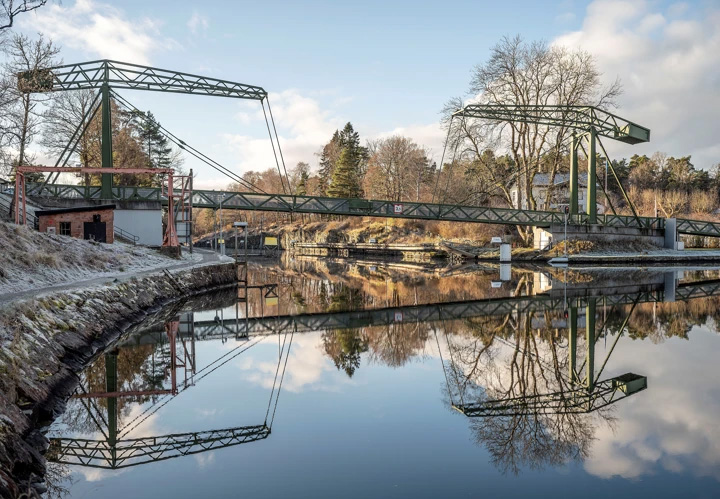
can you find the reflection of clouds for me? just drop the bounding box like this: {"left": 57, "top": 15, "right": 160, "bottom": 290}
{"left": 238, "top": 333, "right": 352, "bottom": 392}
{"left": 77, "top": 466, "right": 125, "bottom": 483}
{"left": 122, "top": 403, "right": 163, "bottom": 439}
{"left": 195, "top": 408, "right": 218, "bottom": 418}
{"left": 585, "top": 326, "right": 720, "bottom": 480}
{"left": 194, "top": 451, "right": 216, "bottom": 470}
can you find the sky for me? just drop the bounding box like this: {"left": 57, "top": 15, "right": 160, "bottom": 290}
{"left": 10, "top": 0, "right": 720, "bottom": 189}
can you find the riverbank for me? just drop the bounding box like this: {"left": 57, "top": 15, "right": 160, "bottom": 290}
{"left": 0, "top": 251, "right": 236, "bottom": 497}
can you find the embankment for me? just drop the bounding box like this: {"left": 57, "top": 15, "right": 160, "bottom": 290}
{"left": 0, "top": 261, "right": 236, "bottom": 498}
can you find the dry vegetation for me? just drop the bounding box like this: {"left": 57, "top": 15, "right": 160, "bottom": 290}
{"left": 256, "top": 217, "right": 507, "bottom": 247}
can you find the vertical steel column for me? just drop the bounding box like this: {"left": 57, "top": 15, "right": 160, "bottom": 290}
{"left": 585, "top": 298, "right": 596, "bottom": 390}
{"left": 587, "top": 128, "right": 597, "bottom": 224}
{"left": 189, "top": 169, "right": 193, "bottom": 254}
{"left": 570, "top": 133, "right": 579, "bottom": 216}
{"left": 568, "top": 306, "right": 577, "bottom": 383}
{"left": 105, "top": 350, "right": 118, "bottom": 465}
{"left": 100, "top": 81, "right": 113, "bottom": 199}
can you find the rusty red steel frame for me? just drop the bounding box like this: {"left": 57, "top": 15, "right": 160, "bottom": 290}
{"left": 14, "top": 166, "right": 184, "bottom": 247}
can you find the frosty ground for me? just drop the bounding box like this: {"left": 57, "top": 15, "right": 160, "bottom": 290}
{"left": 0, "top": 221, "right": 213, "bottom": 299}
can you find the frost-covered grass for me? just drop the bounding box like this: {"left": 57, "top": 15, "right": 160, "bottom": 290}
{"left": 0, "top": 221, "right": 198, "bottom": 295}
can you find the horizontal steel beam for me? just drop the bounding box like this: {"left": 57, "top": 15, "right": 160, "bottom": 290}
{"left": 111, "top": 279, "right": 718, "bottom": 344}
{"left": 452, "top": 374, "right": 647, "bottom": 417}
{"left": 454, "top": 105, "right": 651, "bottom": 144}
{"left": 48, "top": 424, "right": 270, "bottom": 469}
{"left": 19, "top": 59, "right": 267, "bottom": 100}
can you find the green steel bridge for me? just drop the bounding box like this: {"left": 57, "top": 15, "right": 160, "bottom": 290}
{"left": 18, "top": 181, "right": 720, "bottom": 237}
{"left": 13, "top": 59, "right": 720, "bottom": 239}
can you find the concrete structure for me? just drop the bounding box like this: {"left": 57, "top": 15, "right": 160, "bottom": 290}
{"left": 114, "top": 206, "right": 162, "bottom": 246}
{"left": 36, "top": 204, "right": 115, "bottom": 243}
{"left": 534, "top": 224, "right": 668, "bottom": 250}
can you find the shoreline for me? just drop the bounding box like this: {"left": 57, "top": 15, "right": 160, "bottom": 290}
{"left": 0, "top": 260, "right": 237, "bottom": 498}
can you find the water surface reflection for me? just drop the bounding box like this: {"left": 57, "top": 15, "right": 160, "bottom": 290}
{"left": 46, "top": 262, "right": 720, "bottom": 497}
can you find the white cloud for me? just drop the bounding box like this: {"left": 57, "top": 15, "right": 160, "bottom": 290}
{"left": 221, "top": 89, "right": 448, "bottom": 183}
{"left": 223, "top": 89, "right": 345, "bottom": 176}
{"left": 187, "top": 11, "right": 209, "bottom": 34}
{"left": 19, "top": 0, "right": 176, "bottom": 65}
{"left": 584, "top": 327, "right": 720, "bottom": 480}
{"left": 553, "top": 0, "right": 720, "bottom": 169}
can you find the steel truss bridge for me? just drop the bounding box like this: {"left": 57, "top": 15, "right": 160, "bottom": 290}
{"left": 18, "top": 182, "right": 720, "bottom": 237}
{"left": 12, "top": 59, "right": 720, "bottom": 238}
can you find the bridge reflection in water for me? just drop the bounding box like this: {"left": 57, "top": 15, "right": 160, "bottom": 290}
{"left": 46, "top": 267, "right": 720, "bottom": 472}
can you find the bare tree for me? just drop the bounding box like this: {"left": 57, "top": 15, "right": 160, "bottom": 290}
{"left": 0, "top": 0, "right": 47, "bottom": 32}
{"left": 364, "top": 136, "right": 432, "bottom": 202}
{"left": 442, "top": 36, "right": 621, "bottom": 244}
{"left": 1, "top": 33, "right": 60, "bottom": 177}
{"left": 41, "top": 89, "right": 101, "bottom": 182}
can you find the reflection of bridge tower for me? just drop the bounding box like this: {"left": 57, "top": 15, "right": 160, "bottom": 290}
{"left": 449, "top": 295, "right": 647, "bottom": 417}
{"left": 48, "top": 311, "right": 292, "bottom": 470}
{"left": 67, "top": 318, "right": 197, "bottom": 464}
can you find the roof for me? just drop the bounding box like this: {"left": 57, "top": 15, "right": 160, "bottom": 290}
{"left": 35, "top": 204, "right": 116, "bottom": 217}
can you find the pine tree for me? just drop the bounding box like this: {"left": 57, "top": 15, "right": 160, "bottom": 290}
{"left": 338, "top": 122, "right": 367, "bottom": 197}
{"left": 318, "top": 130, "right": 340, "bottom": 195}
{"left": 135, "top": 111, "right": 173, "bottom": 169}
{"left": 296, "top": 169, "right": 309, "bottom": 195}
{"left": 327, "top": 148, "right": 359, "bottom": 198}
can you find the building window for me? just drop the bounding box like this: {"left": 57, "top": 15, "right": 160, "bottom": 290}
{"left": 59, "top": 221, "right": 71, "bottom": 236}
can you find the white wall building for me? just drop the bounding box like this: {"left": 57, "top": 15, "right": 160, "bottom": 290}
{"left": 509, "top": 173, "right": 603, "bottom": 213}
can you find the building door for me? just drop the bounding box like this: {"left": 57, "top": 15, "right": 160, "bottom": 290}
{"left": 84, "top": 222, "right": 107, "bottom": 242}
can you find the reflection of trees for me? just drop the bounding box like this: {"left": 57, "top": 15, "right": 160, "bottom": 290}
{"left": 323, "top": 329, "right": 368, "bottom": 377}
{"left": 366, "top": 322, "right": 430, "bottom": 368}
{"left": 441, "top": 310, "right": 604, "bottom": 474}
{"left": 58, "top": 343, "right": 171, "bottom": 434}
{"left": 44, "top": 461, "right": 72, "bottom": 499}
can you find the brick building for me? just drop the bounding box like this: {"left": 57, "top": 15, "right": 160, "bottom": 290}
{"left": 36, "top": 204, "right": 115, "bottom": 243}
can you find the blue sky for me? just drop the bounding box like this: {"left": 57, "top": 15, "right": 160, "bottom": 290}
{"left": 12, "top": 0, "right": 720, "bottom": 188}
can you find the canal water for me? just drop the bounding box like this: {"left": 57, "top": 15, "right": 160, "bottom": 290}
{"left": 45, "top": 259, "right": 720, "bottom": 498}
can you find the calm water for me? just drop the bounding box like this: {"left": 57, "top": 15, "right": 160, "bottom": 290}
{"left": 46, "top": 259, "right": 720, "bottom": 498}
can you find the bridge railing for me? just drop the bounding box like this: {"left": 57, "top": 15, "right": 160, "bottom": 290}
{"left": 676, "top": 218, "right": 720, "bottom": 237}
{"left": 570, "top": 213, "right": 665, "bottom": 230}
{"left": 25, "top": 182, "right": 720, "bottom": 236}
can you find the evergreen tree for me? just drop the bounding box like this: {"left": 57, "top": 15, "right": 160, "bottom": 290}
{"left": 327, "top": 148, "right": 360, "bottom": 198}
{"left": 296, "top": 169, "right": 309, "bottom": 195}
{"left": 338, "top": 122, "right": 368, "bottom": 196}
{"left": 318, "top": 130, "right": 340, "bottom": 195}
{"left": 135, "top": 111, "right": 174, "bottom": 169}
